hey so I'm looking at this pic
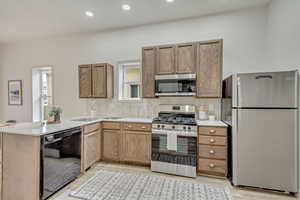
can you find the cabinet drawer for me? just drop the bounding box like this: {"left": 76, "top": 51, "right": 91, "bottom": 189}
{"left": 198, "top": 126, "right": 227, "bottom": 136}
{"left": 198, "top": 158, "right": 226, "bottom": 175}
{"left": 123, "top": 123, "right": 151, "bottom": 132}
{"left": 84, "top": 123, "right": 100, "bottom": 134}
{"left": 198, "top": 135, "right": 226, "bottom": 146}
{"left": 102, "top": 122, "right": 121, "bottom": 130}
{"left": 198, "top": 145, "right": 227, "bottom": 160}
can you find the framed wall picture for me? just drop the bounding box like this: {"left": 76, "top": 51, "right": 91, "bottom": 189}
{"left": 8, "top": 80, "right": 23, "bottom": 105}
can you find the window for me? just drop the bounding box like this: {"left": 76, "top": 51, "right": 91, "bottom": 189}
{"left": 118, "top": 61, "right": 141, "bottom": 101}
{"left": 32, "top": 67, "right": 53, "bottom": 122}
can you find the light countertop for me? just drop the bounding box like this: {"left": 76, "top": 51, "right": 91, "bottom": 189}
{"left": 0, "top": 117, "right": 226, "bottom": 136}
{"left": 196, "top": 120, "right": 228, "bottom": 127}
{"left": 0, "top": 117, "right": 152, "bottom": 136}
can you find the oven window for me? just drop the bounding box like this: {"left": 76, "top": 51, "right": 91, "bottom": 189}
{"left": 152, "top": 134, "right": 168, "bottom": 152}
{"left": 155, "top": 79, "right": 196, "bottom": 93}
{"left": 177, "top": 136, "right": 197, "bottom": 155}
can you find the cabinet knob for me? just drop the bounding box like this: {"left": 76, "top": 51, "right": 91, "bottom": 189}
{"left": 209, "top": 163, "right": 215, "bottom": 168}
{"left": 209, "top": 138, "right": 215, "bottom": 143}
{"left": 209, "top": 130, "right": 216, "bottom": 134}
{"left": 209, "top": 150, "right": 215, "bottom": 154}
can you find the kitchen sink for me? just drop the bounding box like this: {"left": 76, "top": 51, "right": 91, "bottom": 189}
{"left": 103, "top": 117, "right": 123, "bottom": 120}
{"left": 71, "top": 117, "right": 102, "bottom": 122}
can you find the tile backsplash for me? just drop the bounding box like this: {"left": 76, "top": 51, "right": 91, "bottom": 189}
{"left": 85, "top": 97, "right": 221, "bottom": 120}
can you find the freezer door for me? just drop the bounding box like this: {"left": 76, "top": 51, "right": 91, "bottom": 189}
{"left": 237, "top": 71, "right": 298, "bottom": 108}
{"left": 233, "top": 109, "right": 298, "bottom": 192}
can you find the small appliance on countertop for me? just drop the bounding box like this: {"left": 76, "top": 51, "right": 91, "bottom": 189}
{"left": 151, "top": 104, "right": 197, "bottom": 178}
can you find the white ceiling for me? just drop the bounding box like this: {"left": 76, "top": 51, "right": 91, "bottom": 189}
{"left": 0, "top": 0, "right": 271, "bottom": 43}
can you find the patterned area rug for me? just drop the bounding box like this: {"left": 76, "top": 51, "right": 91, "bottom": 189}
{"left": 70, "top": 169, "right": 231, "bottom": 200}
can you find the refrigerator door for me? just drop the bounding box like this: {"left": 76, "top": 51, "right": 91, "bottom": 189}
{"left": 237, "top": 71, "right": 298, "bottom": 108}
{"left": 233, "top": 109, "right": 298, "bottom": 192}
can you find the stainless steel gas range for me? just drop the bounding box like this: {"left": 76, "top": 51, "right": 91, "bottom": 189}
{"left": 151, "top": 104, "right": 197, "bottom": 178}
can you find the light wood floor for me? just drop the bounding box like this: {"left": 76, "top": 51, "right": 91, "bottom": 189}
{"left": 50, "top": 162, "right": 298, "bottom": 200}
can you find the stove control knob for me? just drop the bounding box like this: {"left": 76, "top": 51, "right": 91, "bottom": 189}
{"left": 188, "top": 127, "right": 191, "bottom": 131}
{"left": 183, "top": 126, "right": 186, "bottom": 130}
{"left": 172, "top": 125, "right": 175, "bottom": 129}
{"left": 161, "top": 125, "right": 165, "bottom": 129}
{"left": 157, "top": 125, "right": 161, "bottom": 129}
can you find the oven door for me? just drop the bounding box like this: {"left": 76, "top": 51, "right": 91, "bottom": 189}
{"left": 151, "top": 133, "right": 197, "bottom": 166}
{"left": 41, "top": 128, "right": 82, "bottom": 200}
{"left": 155, "top": 74, "right": 196, "bottom": 96}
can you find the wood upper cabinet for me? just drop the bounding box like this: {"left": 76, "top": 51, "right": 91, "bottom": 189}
{"left": 102, "top": 130, "right": 121, "bottom": 161}
{"left": 156, "top": 45, "right": 175, "bottom": 75}
{"left": 79, "top": 64, "right": 92, "bottom": 98}
{"left": 197, "top": 40, "right": 223, "bottom": 98}
{"left": 92, "top": 64, "right": 107, "bottom": 98}
{"left": 142, "top": 47, "right": 156, "bottom": 98}
{"left": 123, "top": 131, "right": 151, "bottom": 164}
{"left": 83, "top": 130, "right": 100, "bottom": 170}
{"left": 176, "top": 43, "right": 197, "bottom": 74}
{"left": 79, "top": 63, "right": 114, "bottom": 98}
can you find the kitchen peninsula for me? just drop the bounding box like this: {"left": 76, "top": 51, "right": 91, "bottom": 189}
{"left": 0, "top": 117, "right": 227, "bottom": 200}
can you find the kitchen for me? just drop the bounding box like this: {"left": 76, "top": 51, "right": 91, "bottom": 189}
{"left": 0, "top": 0, "right": 299, "bottom": 200}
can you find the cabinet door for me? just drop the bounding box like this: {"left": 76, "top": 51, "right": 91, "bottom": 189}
{"left": 92, "top": 64, "right": 107, "bottom": 98}
{"left": 197, "top": 41, "right": 222, "bottom": 98}
{"left": 123, "top": 131, "right": 151, "bottom": 164}
{"left": 79, "top": 65, "right": 92, "bottom": 98}
{"left": 84, "top": 131, "right": 100, "bottom": 170}
{"left": 103, "top": 130, "right": 120, "bottom": 161}
{"left": 142, "top": 47, "right": 156, "bottom": 98}
{"left": 156, "top": 45, "right": 175, "bottom": 75}
{"left": 176, "top": 43, "right": 197, "bottom": 74}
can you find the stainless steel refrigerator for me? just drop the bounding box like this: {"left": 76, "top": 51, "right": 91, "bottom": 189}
{"left": 222, "top": 70, "right": 298, "bottom": 193}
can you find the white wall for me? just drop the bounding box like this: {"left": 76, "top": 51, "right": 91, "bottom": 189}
{"left": 266, "top": 0, "right": 300, "bottom": 191}
{"left": 266, "top": 0, "right": 300, "bottom": 69}
{"left": 0, "top": 6, "right": 268, "bottom": 122}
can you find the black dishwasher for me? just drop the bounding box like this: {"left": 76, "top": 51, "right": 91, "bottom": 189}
{"left": 40, "top": 127, "right": 82, "bottom": 200}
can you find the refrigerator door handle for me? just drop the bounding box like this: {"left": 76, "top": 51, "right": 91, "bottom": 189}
{"left": 255, "top": 75, "right": 273, "bottom": 80}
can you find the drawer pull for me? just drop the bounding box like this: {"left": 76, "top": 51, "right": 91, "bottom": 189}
{"left": 209, "top": 163, "right": 215, "bottom": 168}
{"left": 209, "top": 129, "right": 216, "bottom": 134}
{"left": 141, "top": 126, "right": 146, "bottom": 129}
{"left": 209, "top": 138, "right": 215, "bottom": 143}
{"left": 128, "top": 125, "right": 132, "bottom": 128}
{"left": 209, "top": 150, "right": 215, "bottom": 154}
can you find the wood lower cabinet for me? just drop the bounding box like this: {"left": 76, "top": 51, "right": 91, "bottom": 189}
{"left": 84, "top": 131, "right": 101, "bottom": 170}
{"left": 176, "top": 43, "right": 197, "bottom": 74}
{"left": 83, "top": 123, "right": 101, "bottom": 170}
{"left": 2, "top": 134, "right": 40, "bottom": 200}
{"left": 123, "top": 131, "right": 151, "bottom": 164}
{"left": 102, "top": 130, "right": 121, "bottom": 161}
{"left": 78, "top": 63, "right": 114, "bottom": 98}
{"left": 196, "top": 40, "right": 223, "bottom": 98}
{"left": 198, "top": 126, "right": 228, "bottom": 177}
{"left": 142, "top": 47, "right": 156, "bottom": 98}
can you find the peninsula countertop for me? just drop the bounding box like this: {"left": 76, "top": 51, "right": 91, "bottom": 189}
{"left": 0, "top": 117, "right": 153, "bottom": 136}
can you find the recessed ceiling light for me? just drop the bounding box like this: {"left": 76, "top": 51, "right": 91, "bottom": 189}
{"left": 85, "top": 11, "right": 94, "bottom": 17}
{"left": 122, "top": 4, "right": 131, "bottom": 11}
{"left": 166, "top": 0, "right": 175, "bottom": 2}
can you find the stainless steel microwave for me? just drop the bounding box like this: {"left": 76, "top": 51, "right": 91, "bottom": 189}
{"left": 155, "top": 74, "right": 196, "bottom": 96}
